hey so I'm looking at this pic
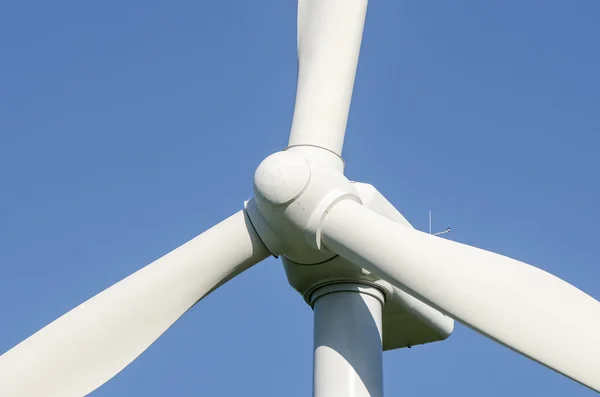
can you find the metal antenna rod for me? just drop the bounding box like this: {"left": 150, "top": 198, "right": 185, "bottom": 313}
{"left": 429, "top": 210, "right": 432, "bottom": 234}
{"left": 433, "top": 228, "right": 452, "bottom": 237}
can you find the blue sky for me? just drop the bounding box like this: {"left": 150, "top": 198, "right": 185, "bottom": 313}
{"left": 1, "top": 1, "right": 599, "bottom": 396}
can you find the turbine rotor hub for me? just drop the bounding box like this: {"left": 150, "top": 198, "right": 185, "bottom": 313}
{"left": 253, "top": 151, "right": 311, "bottom": 207}
{"left": 247, "top": 149, "right": 360, "bottom": 264}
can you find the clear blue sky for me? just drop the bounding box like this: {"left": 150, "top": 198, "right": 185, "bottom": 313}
{"left": 1, "top": 1, "right": 599, "bottom": 396}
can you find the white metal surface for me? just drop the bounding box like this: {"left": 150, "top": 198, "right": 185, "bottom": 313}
{"left": 288, "top": 0, "right": 368, "bottom": 156}
{"left": 0, "top": 210, "right": 269, "bottom": 397}
{"left": 312, "top": 284, "right": 384, "bottom": 397}
{"left": 248, "top": 150, "right": 360, "bottom": 264}
{"left": 287, "top": 145, "right": 345, "bottom": 173}
{"left": 281, "top": 182, "right": 453, "bottom": 351}
{"left": 253, "top": 151, "right": 311, "bottom": 206}
{"left": 282, "top": 255, "right": 453, "bottom": 351}
{"left": 381, "top": 283, "right": 453, "bottom": 350}
{"left": 321, "top": 199, "right": 600, "bottom": 393}
{"left": 351, "top": 182, "right": 413, "bottom": 229}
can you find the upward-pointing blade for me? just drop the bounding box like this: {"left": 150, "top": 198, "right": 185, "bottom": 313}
{"left": 0, "top": 210, "right": 269, "bottom": 397}
{"left": 288, "top": 0, "right": 368, "bottom": 156}
{"left": 321, "top": 199, "right": 600, "bottom": 393}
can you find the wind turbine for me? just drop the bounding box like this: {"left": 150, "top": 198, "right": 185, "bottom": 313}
{"left": 1, "top": 1, "right": 599, "bottom": 396}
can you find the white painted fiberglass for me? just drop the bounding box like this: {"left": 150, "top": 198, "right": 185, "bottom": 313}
{"left": 0, "top": 210, "right": 269, "bottom": 397}
{"left": 322, "top": 199, "right": 600, "bottom": 393}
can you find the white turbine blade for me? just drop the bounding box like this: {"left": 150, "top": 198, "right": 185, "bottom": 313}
{"left": 0, "top": 210, "right": 269, "bottom": 397}
{"left": 288, "top": 0, "right": 368, "bottom": 156}
{"left": 321, "top": 199, "right": 600, "bottom": 392}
